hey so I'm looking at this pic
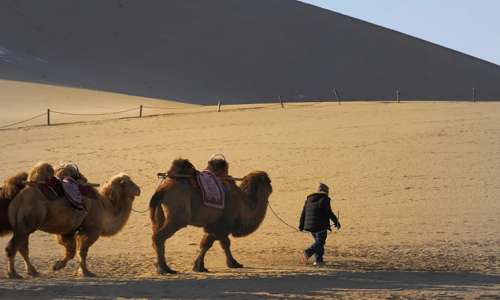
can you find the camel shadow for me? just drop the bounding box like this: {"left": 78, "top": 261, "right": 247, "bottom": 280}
{"left": 1, "top": 271, "right": 500, "bottom": 299}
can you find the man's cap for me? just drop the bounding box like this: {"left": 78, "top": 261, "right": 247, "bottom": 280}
{"left": 317, "top": 182, "right": 329, "bottom": 193}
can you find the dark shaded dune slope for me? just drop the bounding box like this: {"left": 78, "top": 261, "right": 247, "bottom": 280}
{"left": 0, "top": 0, "right": 499, "bottom": 104}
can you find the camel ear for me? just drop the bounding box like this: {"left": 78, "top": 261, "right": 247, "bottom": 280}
{"left": 120, "top": 180, "right": 125, "bottom": 186}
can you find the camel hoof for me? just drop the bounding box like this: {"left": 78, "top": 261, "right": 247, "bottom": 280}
{"left": 193, "top": 265, "right": 209, "bottom": 272}
{"left": 8, "top": 272, "right": 23, "bottom": 279}
{"left": 27, "top": 270, "right": 40, "bottom": 277}
{"left": 227, "top": 260, "right": 243, "bottom": 268}
{"left": 52, "top": 261, "right": 66, "bottom": 271}
{"left": 158, "top": 268, "right": 177, "bottom": 275}
{"left": 78, "top": 269, "right": 96, "bottom": 277}
{"left": 155, "top": 263, "right": 177, "bottom": 275}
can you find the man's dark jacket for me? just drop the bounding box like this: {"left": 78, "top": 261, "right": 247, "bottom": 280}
{"left": 299, "top": 192, "right": 339, "bottom": 232}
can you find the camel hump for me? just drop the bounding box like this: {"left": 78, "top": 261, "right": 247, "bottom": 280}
{"left": 206, "top": 157, "right": 229, "bottom": 176}
{"left": 1, "top": 171, "right": 28, "bottom": 200}
{"left": 54, "top": 163, "right": 90, "bottom": 183}
{"left": 28, "top": 162, "right": 55, "bottom": 182}
{"left": 167, "top": 158, "right": 195, "bottom": 175}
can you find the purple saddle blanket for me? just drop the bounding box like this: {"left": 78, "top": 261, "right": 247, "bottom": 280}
{"left": 197, "top": 170, "right": 225, "bottom": 209}
{"left": 38, "top": 177, "right": 97, "bottom": 211}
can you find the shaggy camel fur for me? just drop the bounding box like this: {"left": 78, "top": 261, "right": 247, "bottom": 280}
{"left": 0, "top": 172, "right": 28, "bottom": 237}
{"left": 5, "top": 162, "right": 141, "bottom": 279}
{"left": 150, "top": 158, "right": 272, "bottom": 274}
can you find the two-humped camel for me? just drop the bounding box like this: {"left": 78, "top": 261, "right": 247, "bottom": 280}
{"left": 149, "top": 158, "right": 272, "bottom": 274}
{"left": 5, "top": 162, "right": 140, "bottom": 279}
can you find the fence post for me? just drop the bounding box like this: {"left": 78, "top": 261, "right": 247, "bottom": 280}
{"left": 139, "top": 105, "right": 143, "bottom": 117}
{"left": 397, "top": 91, "right": 400, "bottom": 103}
{"left": 217, "top": 101, "right": 221, "bottom": 112}
{"left": 472, "top": 88, "right": 475, "bottom": 102}
{"left": 278, "top": 95, "right": 284, "bottom": 108}
{"left": 334, "top": 88, "right": 341, "bottom": 105}
{"left": 47, "top": 109, "right": 50, "bottom": 126}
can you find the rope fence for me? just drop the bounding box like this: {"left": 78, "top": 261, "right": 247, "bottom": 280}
{"left": 0, "top": 112, "right": 47, "bottom": 129}
{"left": 1, "top": 87, "right": 498, "bottom": 130}
{"left": 50, "top": 107, "right": 139, "bottom": 116}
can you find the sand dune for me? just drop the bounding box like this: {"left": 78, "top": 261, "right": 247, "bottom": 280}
{"left": 1, "top": 0, "right": 500, "bottom": 105}
{"left": 1, "top": 93, "right": 499, "bottom": 298}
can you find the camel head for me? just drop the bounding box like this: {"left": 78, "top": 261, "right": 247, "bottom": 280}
{"left": 239, "top": 171, "right": 273, "bottom": 209}
{"left": 168, "top": 158, "right": 195, "bottom": 175}
{"left": 27, "top": 161, "right": 54, "bottom": 181}
{"left": 0, "top": 171, "right": 28, "bottom": 200}
{"left": 231, "top": 171, "right": 272, "bottom": 238}
{"left": 101, "top": 173, "right": 141, "bottom": 203}
{"left": 54, "top": 163, "right": 89, "bottom": 182}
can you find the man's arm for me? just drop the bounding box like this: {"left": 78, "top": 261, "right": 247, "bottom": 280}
{"left": 320, "top": 197, "right": 340, "bottom": 228}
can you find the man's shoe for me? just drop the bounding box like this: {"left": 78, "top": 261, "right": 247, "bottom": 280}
{"left": 313, "top": 261, "right": 325, "bottom": 266}
{"left": 300, "top": 250, "right": 310, "bottom": 265}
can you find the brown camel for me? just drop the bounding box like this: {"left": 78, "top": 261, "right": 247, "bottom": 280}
{"left": 0, "top": 171, "right": 28, "bottom": 237}
{"left": 149, "top": 158, "right": 272, "bottom": 274}
{"left": 5, "top": 162, "right": 141, "bottom": 279}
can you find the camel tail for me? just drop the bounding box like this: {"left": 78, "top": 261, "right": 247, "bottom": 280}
{"left": 4, "top": 197, "right": 22, "bottom": 254}
{"left": 10, "top": 197, "right": 22, "bottom": 234}
{"left": 0, "top": 199, "right": 13, "bottom": 237}
{"left": 0, "top": 223, "right": 12, "bottom": 237}
{"left": 149, "top": 191, "right": 164, "bottom": 232}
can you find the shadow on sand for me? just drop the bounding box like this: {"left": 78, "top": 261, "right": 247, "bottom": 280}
{"left": 1, "top": 270, "right": 499, "bottom": 299}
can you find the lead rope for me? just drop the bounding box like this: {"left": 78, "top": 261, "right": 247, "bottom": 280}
{"left": 267, "top": 203, "right": 337, "bottom": 234}
{"left": 131, "top": 176, "right": 167, "bottom": 214}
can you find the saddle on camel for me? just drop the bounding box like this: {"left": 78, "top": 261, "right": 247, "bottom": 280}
{"left": 22, "top": 164, "right": 99, "bottom": 211}
{"left": 157, "top": 154, "right": 237, "bottom": 209}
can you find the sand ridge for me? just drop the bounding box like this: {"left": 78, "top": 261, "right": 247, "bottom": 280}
{"left": 1, "top": 0, "right": 500, "bottom": 105}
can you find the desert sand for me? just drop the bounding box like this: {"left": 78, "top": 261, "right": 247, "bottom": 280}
{"left": 0, "top": 82, "right": 499, "bottom": 299}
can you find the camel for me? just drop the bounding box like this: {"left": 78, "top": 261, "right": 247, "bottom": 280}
{"left": 5, "top": 162, "right": 141, "bottom": 279}
{"left": 0, "top": 171, "right": 28, "bottom": 237}
{"left": 149, "top": 158, "right": 273, "bottom": 274}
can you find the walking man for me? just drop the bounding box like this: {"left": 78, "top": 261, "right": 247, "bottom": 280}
{"left": 299, "top": 182, "right": 340, "bottom": 266}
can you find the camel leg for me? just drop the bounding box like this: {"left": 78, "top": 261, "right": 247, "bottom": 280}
{"left": 76, "top": 231, "right": 99, "bottom": 277}
{"left": 5, "top": 232, "right": 30, "bottom": 279}
{"left": 220, "top": 236, "right": 243, "bottom": 268}
{"left": 193, "top": 233, "right": 216, "bottom": 272}
{"left": 52, "top": 233, "right": 77, "bottom": 271}
{"left": 5, "top": 203, "right": 45, "bottom": 279}
{"left": 152, "top": 223, "right": 179, "bottom": 275}
{"left": 18, "top": 241, "right": 39, "bottom": 276}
